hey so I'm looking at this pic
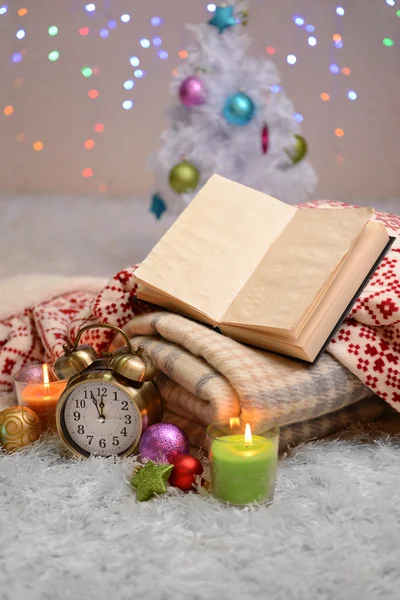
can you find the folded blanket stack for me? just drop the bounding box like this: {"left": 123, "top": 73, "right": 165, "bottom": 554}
{"left": 0, "top": 202, "right": 398, "bottom": 449}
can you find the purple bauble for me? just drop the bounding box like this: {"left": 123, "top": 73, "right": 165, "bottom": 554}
{"left": 139, "top": 423, "right": 190, "bottom": 463}
{"left": 179, "top": 76, "right": 206, "bottom": 107}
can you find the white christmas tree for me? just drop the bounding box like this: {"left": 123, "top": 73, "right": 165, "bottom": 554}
{"left": 150, "top": 4, "right": 317, "bottom": 219}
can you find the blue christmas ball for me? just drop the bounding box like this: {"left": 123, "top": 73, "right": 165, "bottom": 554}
{"left": 223, "top": 91, "right": 255, "bottom": 126}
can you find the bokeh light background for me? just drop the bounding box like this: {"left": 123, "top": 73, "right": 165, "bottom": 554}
{"left": 0, "top": 0, "right": 399, "bottom": 203}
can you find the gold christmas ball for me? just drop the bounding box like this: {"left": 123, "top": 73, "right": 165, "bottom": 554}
{"left": 169, "top": 160, "right": 200, "bottom": 194}
{"left": 0, "top": 406, "right": 41, "bottom": 452}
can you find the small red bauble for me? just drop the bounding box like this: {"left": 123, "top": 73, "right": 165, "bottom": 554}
{"left": 169, "top": 454, "right": 204, "bottom": 492}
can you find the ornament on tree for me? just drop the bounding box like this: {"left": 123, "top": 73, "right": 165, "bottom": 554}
{"left": 169, "top": 160, "right": 200, "bottom": 194}
{"left": 169, "top": 454, "right": 204, "bottom": 492}
{"left": 179, "top": 76, "right": 206, "bottom": 107}
{"left": 261, "top": 124, "right": 269, "bottom": 154}
{"left": 130, "top": 461, "right": 174, "bottom": 502}
{"left": 0, "top": 406, "right": 41, "bottom": 452}
{"left": 150, "top": 193, "right": 167, "bottom": 220}
{"left": 208, "top": 4, "right": 237, "bottom": 34}
{"left": 139, "top": 422, "right": 190, "bottom": 463}
{"left": 285, "top": 134, "right": 308, "bottom": 165}
{"left": 223, "top": 91, "right": 255, "bottom": 126}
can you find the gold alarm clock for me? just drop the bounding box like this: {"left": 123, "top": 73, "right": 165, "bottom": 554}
{"left": 53, "top": 324, "right": 163, "bottom": 458}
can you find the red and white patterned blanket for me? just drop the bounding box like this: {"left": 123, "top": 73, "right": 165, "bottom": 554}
{"left": 0, "top": 202, "right": 399, "bottom": 411}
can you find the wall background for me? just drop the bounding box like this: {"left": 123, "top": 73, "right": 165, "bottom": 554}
{"left": 0, "top": 0, "right": 399, "bottom": 204}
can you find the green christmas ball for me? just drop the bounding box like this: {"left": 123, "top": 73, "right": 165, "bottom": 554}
{"left": 169, "top": 160, "right": 200, "bottom": 194}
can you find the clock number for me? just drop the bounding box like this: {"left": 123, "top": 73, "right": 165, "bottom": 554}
{"left": 75, "top": 399, "right": 86, "bottom": 409}
{"left": 97, "top": 387, "right": 107, "bottom": 398}
{"left": 113, "top": 391, "right": 118, "bottom": 401}
{"left": 120, "top": 427, "right": 127, "bottom": 437}
{"left": 124, "top": 414, "right": 132, "bottom": 424}
{"left": 73, "top": 411, "right": 80, "bottom": 421}
{"left": 99, "top": 438, "right": 106, "bottom": 449}
{"left": 121, "top": 401, "right": 128, "bottom": 411}
{"left": 112, "top": 436, "right": 120, "bottom": 446}
{"left": 87, "top": 435, "right": 93, "bottom": 445}
{"left": 77, "top": 425, "right": 84, "bottom": 434}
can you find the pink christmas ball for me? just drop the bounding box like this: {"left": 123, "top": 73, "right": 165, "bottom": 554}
{"left": 139, "top": 423, "right": 190, "bottom": 463}
{"left": 179, "top": 76, "right": 206, "bottom": 107}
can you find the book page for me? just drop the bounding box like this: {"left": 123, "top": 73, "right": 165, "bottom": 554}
{"left": 135, "top": 174, "right": 296, "bottom": 322}
{"left": 222, "top": 207, "right": 373, "bottom": 331}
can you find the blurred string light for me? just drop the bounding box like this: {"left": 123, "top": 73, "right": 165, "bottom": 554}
{"left": 4, "top": 105, "right": 13, "bottom": 116}
{"left": 124, "top": 80, "right": 134, "bottom": 90}
{"left": 382, "top": 37, "right": 395, "bottom": 46}
{"left": 130, "top": 56, "right": 140, "bottom": 66}
{"left": 207, "top": 4, "right": 216, "bottom": 12}
{"left": 79, "top": 27, "right": 89, "bottom": 36}
{"left": 321, "top": 93, "right": 330, "bottom": 101}
{"left": 386, "top": 0, "right": 395, "bottom": 5}
{"left": 348, "top": 90, "right": 357, "bottom": 100}
{"left": 330, "top": 63, "right": 340, "bottom": 74}
{"left": 121, "top": 14, "right": 130, "bottom": 22}
{"left": 335, "top": 128, "right": 344, "bottom": 137}
{"left": 85, "top": 3, "right": 95, "bottom": 12}
{"left": 266, "top": 46, "right": 276, "bottom": 54}
{"left": 334, "top": 40, "right": 343, "bottom": 48}
{"left": 48, "top": 50, "right": 60, "bottom": 61}
{"left": 308, "top": 36, "right": 317, "bottom": 46}
{"left": 17, "top": 8, "right": 27, "bottom": 16}
{"left": 336, "top": 6, "right": 345, "bottom": 15}
{"left": 122, "top": 100, "right": 134, "bottom": 110}
{"left": 305, "top": 24, "right": 315, "bottom": 32}
{"left": 100, "top": 28, "right": 109, "bottom": 38}
{"left": 342, "top": 67, "right": 351, "bottom": 75}
{"left": 270, "top": 84, "right": 282, "bottom": 93}
{"left": 134, "top": 69, "right": 144, "bottom": 78}
{"left": 33, "top": 141, "right": 43, "bottom": 151}
{"left": 16, "top": 29, "right": 25, "bottom": 39}
{"left": 12, "top": 52, "right": 22, "bottom": 63}
{"left": 48, "top": 25, "right": 58, "bottom": 36}
{"left": 294, "top": 113, "right": 303, "bottom": 122}
{"left": 151, "top": 16, "right": 163, "bottom": 25}
{"left": 397, "top": 9, "right": 400, "bottom": 16}
{"left": 287, "top": 54, "right": 297, "bottom": 64}
{"left": 152, "top": 36, "right": 162, "bottom": 46}
{"left": 0, "top": 5, "right": 7, "bottom": 14}
{"left": 294, "top": 16, "right": 304, "bottom": 26}
{"left": 81, "top": 66, "right": 93, "bottom": 77}
{"left": 158, "top": 50, "right": 168, "bottom": 60}
{"left": 108, "top": 19, "right": 117, "bottom": 28}
{"left": 140, "top": 38, "right": 150, "bottom": 48}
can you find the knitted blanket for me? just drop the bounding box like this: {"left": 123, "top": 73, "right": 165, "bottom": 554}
{"left": 0, "top": 202, "right": 399, "bottom": 449}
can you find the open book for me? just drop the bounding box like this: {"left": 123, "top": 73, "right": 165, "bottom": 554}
{"left": 135, "top": 175, "right": 392, "bottom": 363}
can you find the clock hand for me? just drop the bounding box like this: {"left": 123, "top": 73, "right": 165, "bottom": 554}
{"left": 92, "top": 398, "right": 101, "bottom": 417}
{"left": 92, "top": 399, "right": 105, "bottom": 423}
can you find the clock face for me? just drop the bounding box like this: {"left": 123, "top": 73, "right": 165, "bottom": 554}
{"left": 61, "top": 381, "right": 141, "bottom": 457}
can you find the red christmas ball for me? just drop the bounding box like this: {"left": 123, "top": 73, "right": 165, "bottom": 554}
{"left": 169, "top": 454, "right": 204, "bottom": 492}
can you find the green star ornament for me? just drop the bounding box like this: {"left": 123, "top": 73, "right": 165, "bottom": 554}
{"left": 130, "top": 461, "right": 174, "bottom": 502}
{"left": 208, "top": 5, "right": 237, "bottom": 34}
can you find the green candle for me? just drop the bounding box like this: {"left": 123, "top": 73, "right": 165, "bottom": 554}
{"left": 210, "top": 432, "right": 278, "bottom": 505}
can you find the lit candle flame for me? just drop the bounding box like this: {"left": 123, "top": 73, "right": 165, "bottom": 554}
{"left": 244, "top": 423, "right": 252, "bottom": 444}
{"left": 43, "top": 364, "right": 50, "bottom": 388}
{"left": 229, "top": 417, "right": 240, "bottom": 429}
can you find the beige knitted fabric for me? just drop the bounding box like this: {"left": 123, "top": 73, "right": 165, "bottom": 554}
{"left": 110, "top": 312, "right": 384, "bottom": 448}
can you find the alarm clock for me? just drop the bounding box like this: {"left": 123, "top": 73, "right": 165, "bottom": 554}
{"left": 53, "top": 323, "right": 163, "bottom": 458}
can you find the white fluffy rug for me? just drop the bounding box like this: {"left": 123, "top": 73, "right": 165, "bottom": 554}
{"left": 1, "top": 432, "right": 400, "bottom": 600}
{"left": 2, "top": 194, "right": 400, "bottom": 598}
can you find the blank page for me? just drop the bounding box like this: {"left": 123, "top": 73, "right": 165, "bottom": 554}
{"left": 222, "top": 207, "right": 373, "bottom": 331}
{"left": 135, "top": 174, "right": 296, "bottom": 322}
